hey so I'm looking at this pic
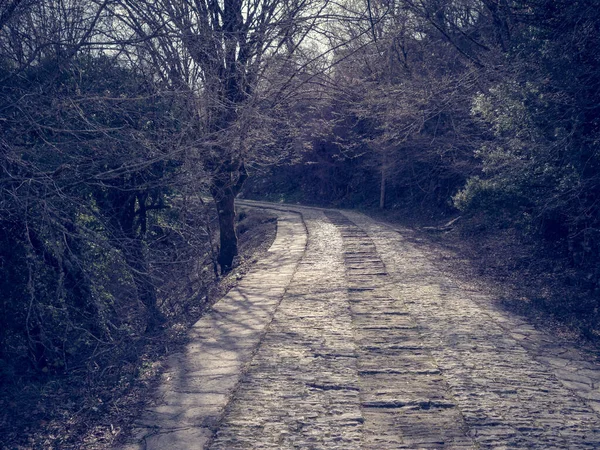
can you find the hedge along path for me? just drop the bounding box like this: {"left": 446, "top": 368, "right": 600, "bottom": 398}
{"left": 119, "top": 209, "right": 307, "bottom": 450}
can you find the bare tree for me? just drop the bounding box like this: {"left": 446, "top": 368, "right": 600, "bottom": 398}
{"left": 115, "top": 0, "right": 338, "bottom": 272}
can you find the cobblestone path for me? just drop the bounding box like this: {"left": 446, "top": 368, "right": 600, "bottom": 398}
{"left": 120, "top": 202, "right": 600, "bottom": 449}
{"left": 325, "top": 211, "right": 474, "bottom": 449}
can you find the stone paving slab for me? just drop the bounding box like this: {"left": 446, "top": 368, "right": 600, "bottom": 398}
{"left": 117, "top": 211, "right": 306, "bottom": 450}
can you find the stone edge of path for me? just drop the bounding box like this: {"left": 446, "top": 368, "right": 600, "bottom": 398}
{"left": 116, "top": 207, "right": 307, "bottom": 450}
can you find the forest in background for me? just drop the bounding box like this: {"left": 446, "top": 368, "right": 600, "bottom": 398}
{"left": 1, "top": 0, "right": 600, "bottom": 447}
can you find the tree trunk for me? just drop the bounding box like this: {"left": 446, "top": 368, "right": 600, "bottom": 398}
{"left": 210, "top": 163, "right": 247, "bottom": 274}
{"left": 380, "top": 166, "right": 386, "bottom": 209}
{"left": 212, "top": 189, "right": 238, "bottom": 274}
{"left": 125, "top": 240, "right": 164, "bottom": 332}
{"left": 93, "top": 189, "right": 163, "bottom": 332}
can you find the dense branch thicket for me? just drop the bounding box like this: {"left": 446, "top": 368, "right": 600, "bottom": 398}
{"left": 0, "top": 50, "right": 187, "bottom": 374}
{"left": 247, "top": 0, "right": 489, "bottom": 209}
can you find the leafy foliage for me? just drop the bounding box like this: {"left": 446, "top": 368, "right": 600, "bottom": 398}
{"left": 455, "top": 1, "right": 600, "bottom": 273}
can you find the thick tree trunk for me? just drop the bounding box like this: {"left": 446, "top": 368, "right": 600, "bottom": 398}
{"left": 380, "top": 166, "right": 386, "bottom": 209}
{"left": 213, "top": 189, "right": 238, "bottom": 274}
{"left": 210, "top": 163, "right": 247, "bottom": 274}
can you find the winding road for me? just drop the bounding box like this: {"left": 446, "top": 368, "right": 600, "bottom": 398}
{"left": 120, "top": 201, "right": 600, "bottom": 449}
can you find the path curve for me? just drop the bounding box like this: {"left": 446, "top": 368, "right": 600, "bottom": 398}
{"left": 120, "top": 202, "right": 600, "bottom": 449}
